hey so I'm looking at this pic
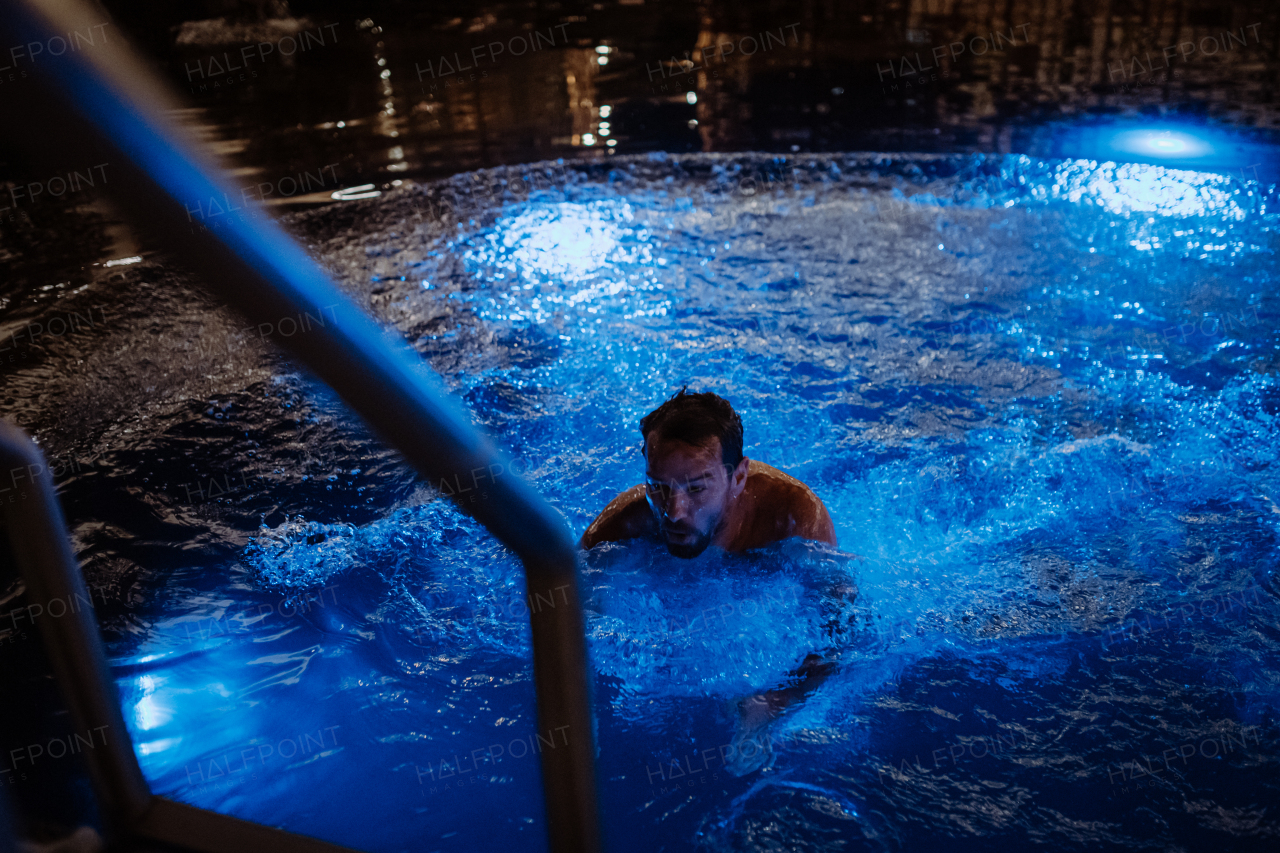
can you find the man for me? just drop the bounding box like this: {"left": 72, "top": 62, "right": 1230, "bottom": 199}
{"left": 581, "top": 388, "right": 842, "bottom": 772}
{"left": 580, "top": 388, "right": 837, "bottom": 556}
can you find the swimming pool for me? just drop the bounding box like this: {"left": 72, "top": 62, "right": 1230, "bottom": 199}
{"left": 105, "top": 153, "right": 1279, "bottom": 852}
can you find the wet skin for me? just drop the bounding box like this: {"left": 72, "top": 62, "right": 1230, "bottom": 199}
{"left": 579, "top": 435, "right": 837, "bottom": 557}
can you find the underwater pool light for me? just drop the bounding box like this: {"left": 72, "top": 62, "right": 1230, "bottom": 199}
{"left": 1051, "top": 120, "right": 1275, "bottom": 182}
{"left": 1101, "top": 128, "right": 1214, "bottom": 161}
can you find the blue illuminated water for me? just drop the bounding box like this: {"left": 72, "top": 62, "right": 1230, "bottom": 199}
{"left": 108, "top": 154, "right": 1280, "bottom": 852}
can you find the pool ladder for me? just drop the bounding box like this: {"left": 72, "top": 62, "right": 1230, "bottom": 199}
{"left": 0, "top": 1, "right": 601, "bottom": 851}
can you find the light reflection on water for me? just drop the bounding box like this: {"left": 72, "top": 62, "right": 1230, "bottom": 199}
{"left": 1045, "top": 159, "right": 1252, "bottom": 220}
{"left": 459, "top": 199, "right": 667, "bottom": 324}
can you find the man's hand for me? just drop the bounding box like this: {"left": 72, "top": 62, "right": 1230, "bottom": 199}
{"left": 726, "top": 654, "right": 838, "bottom": 775}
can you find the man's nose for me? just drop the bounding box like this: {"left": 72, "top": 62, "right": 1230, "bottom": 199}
{"left": 665, "top": 490, "right": 692, "bottom": 521}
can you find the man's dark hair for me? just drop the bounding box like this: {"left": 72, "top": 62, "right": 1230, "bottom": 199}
{"left": 639, "top": 387, "right": 744, "bottom": 469}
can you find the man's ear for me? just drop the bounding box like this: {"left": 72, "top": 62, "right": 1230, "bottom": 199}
{"left": 729, "top": 457, "right": 749, "bottom": 498}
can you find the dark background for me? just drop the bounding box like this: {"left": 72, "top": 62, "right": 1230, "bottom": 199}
{"left": 112, "top": 0, "right": 1280, "bottom": 177}
{"left": 4, "top": 0, "right": 1278, "bottom": 308}
{"left": 7, "top": 0, "right": 1280, "bottom": 249}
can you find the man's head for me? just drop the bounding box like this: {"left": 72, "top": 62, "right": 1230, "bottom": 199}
{"left": 639, "top": 388, "right": 748, "bottom": 558}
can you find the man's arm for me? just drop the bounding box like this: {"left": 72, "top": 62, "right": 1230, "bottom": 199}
{"left": 726, "top": 652, "right": 838, "bottom": 775}
{"left": 739, "top": 654, "right": 838, "bottom": 728}
{"left": 580, "top": 485, "right": 655, "bottom": 549}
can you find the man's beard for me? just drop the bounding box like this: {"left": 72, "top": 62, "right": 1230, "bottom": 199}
{"left": 659, "top": 518, "right": 716, "bottom": 559}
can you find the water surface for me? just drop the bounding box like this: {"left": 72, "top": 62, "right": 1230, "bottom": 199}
{"left": 9, "top": 152, "right": 1280, "bottom": 851}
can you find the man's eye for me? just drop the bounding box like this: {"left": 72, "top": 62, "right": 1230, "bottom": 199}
{"left": 689, "top": 486, "right": 704, "bottom": 494}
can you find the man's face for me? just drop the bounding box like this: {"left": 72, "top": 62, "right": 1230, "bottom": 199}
{"left": 644, "top": 434, "right": 745, "bottom": 558}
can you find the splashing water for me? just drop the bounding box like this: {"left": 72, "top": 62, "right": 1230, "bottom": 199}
{"left": 107, "top": 154, "right": 1280, "bottom": 852}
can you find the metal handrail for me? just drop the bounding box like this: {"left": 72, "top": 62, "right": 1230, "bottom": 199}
{"left": 0, "top": 420, "right": 365, "bottom": 853}
{"left": 0, "top": 421, "right": 149, "bottom": 830}
{"left": 0, "top": 2, "right": 600, "bottom": 852}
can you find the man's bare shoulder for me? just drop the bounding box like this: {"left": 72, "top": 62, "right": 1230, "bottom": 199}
{"left": 744, "top": 460, "right": 820, "bottom": 505}
{"left": 747, "top": 459, "right": 809, "bottom": 488}
{"left": 580, "top": 484, "right": 654, "bottom": 548}
{"left": 742, "top": 460, "right": 837, "bottom": 547}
